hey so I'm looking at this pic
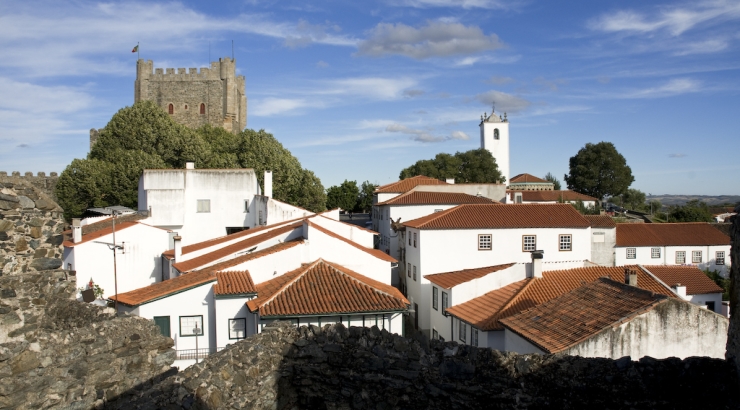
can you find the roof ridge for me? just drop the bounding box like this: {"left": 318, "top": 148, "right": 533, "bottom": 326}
{"left": 323, "top": 260, "right": 405, "bottom": 301}
{"left": 258, "top": 259, "right": 322, "bottom": 309}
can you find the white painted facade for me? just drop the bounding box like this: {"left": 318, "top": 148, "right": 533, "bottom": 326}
{"left": 590, "top": 226, "right": 616, "bottom": 266}
{"left": 615, "top": 244, "right": 731, "bottom": 276}
{"left": 215, "top": 295, "right": 257, "bottom": 350}
{"left": 479, "top": 112, "right": 510, "bottom": 184}
{"left": 377, "top": 204, "right": 458, "bottom": 259}
{"left": 63, "top": 223, "right": 171, "bottom": 298}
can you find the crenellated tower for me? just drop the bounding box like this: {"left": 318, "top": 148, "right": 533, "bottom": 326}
{"left": 134, "top": 58, "right": 247, "bottom": 134}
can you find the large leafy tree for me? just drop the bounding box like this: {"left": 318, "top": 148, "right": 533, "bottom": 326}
{"left": 326, "top": 180, "right": 360, "bottom": 211}
{"left": 564, "top": 142, "right": 634, "bottom": 200}
{"left": 57, "top": 102, "right": 326, "bottom": 219}
{"left": 668, "top": 200, "right": 714, "bottom": 222}
{"left": 357, "top": 181, "right": 378, "bottom": 213}
{"left": 399, "top": 148, "right": 504, "bottom": 183}
{"left": 609, "top": 188, "right": 647, "bottom": 211}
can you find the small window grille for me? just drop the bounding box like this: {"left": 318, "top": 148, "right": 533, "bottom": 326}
{"left": 651, "top": 248, "right": 661, "bottom": 258}
{"left": 716, "top": 251, "right": 725, "bottom": 265}
{"left": 432, "top": 287, "right": 438, "bottom": 310}
{"left": 692, "top": 251, "right": 702, "bottom": 263}
{"left": 559, "top": 235, "right": 572, "bottom": 251}
{"left": 676, "top": 251, "right": 686, "bottom": 264}
{"left": 626, "top": 248, "right": 636, "bottom": 259}
{"left": 478, "top": 234, "right": 492, "bottom": 250}
{"left": 523, "top": 235, "right": 536, "bottom": 252}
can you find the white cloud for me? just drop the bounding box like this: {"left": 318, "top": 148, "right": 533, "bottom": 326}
{"left": 251, "top": 98, "right": 311, "bottom": 117}
{"left": 473, "top": 90, "right": 531, "bottom": 113}
{"left": 403, "top": 89, "right": 426, "bottom": 97}
{"left": 316, "top": 60, "right": 329, "bottom": 68}
{"left": 589, "top": 2, "right": 740, "bottom": 36}
{"left": 674, "top": 38, "right": 729, "bottom": 55}
{"left": 624, "top": 78, "right": 701, "bottom": 98}
{"left": 357, "top": 21, "right": 503, "bottom": 59}
{"left": 533, "top": 76, "right": 567, "bottom": 91}
{"left": 669, "top": 153, "right": 688, "bottom": 158}
{"left": 322, "top": 77, "right": 419, "bottom": 100}
{"left": 385, "top": 123, "right": 468, "bottom": 143}
{"left": 450, "top": 131, "right": 470, "bottom": 140}
{"left": 393, "top": 0, "right": 520, "bottom": 10}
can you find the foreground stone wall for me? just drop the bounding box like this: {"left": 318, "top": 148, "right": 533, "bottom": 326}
{"left": 0, "top": 179, "right": 65, "bottom": 275}
{"left": 115, "top": 322, "right": 738, "bottom": 409}
{"left": 0, "top": 270, "right": 175, "bottom": 409}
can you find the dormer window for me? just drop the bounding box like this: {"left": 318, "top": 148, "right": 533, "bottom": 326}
{"left": 168, "top": 104, "right": 174, "bottom": 114}
{"left": 494, "top": 129, "right": 499, "bottom": 140}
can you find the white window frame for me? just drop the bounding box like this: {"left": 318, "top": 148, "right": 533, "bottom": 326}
{"left": 626, "top": 248, "right": 636, "bottom": 259}
{"left": 692, "top": 250, "right": 702, "bottom": 263}
{"left": 442, "top": 292, "right": 449, "bottom": 312}
{"left": 676, "top": 251, "right": 686, "bottom": 264}
{"left": 459, "top": 320, "right": 467, "bottom": 343}
{"left": 559, "top": 234, "right": 572, "bottom": 251}
{"left": 229, "top": 318, "right": 246, "bottom": 340}
{"left": 522, "top": 235, "right": 536, "bottom": 252}
{"left": 478, "top": 234, "right": 492, "bottom": 251}
{"left": 413, "top": 265, "right": 417, "bottom": 281}
{"left": 179, "top": 315, "right": 203, "bottom": 337}
{"left": 413, "top": 232, "right": 417, "bottom": 248}
{"left": 651, "top": 248, "right": 661, "bottom": 258}
{"left": 432, "top": 286, "right": 438, "bottom": 310}
{"left": 196, "top": 199, "right": 210, "bottom": 213}
{"left": 716, "top": 251, "right": 725, "bottom": 265}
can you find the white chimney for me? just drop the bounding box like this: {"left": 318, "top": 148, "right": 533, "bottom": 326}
{"left": 72, "top": 219, "right": 82, "bottom": 243}
{"left": 185, "top": 162, "right": 195, "bottom": 170}
{"left": 173, "top": 235, "right": 182, "bottom": 262}
{"left": 446, "top": 178, "right": 455, "bottom": 184}
{"left": 264, "top": 170, "right": 273, "bottom": 198}
{"left": 530, "top": 250, "right": 544, "bottom": 278}
{"left": 672, "top": 283, "right": 687, "bottom": 299}
{"left": 624, "top": 268, "right": 638, "bottom": 287}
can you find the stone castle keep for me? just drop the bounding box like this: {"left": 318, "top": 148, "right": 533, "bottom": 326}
{"left": 134, "top": 58, "right": 247, "bottom": 134}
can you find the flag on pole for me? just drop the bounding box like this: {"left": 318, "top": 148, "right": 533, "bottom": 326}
{"left": 132, "top": 45, "right": 139, "bottom": 53}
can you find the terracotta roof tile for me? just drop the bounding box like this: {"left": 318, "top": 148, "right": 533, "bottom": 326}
{"left": 424, "top": 263, "right": 515, "bottom": 289}
{"left": 194, "top": 239, "right": 304, "bottom": 274}
{"left": 616, "top": 223, "right": 730, "bottom": 247}
{"left": 446, "top": 265, "right": 673, "bottom": 331}
{"left": 247, "top": 260, "right": 408, "bottom": 317}
{"left": 499, "top": 278, "right": 667, "bottom": 353}
{"left": 63, "top": 221, "right": 140, "bottom": 247}
{"left": 374, "top": 175, "right": 448, "bottom": 193}
{"left": 644, "top": 265, "right": 724, "bottom": 295}
{"left": 308, "top": 221, "right": 397, "bottom": 263}
{"left": 404, "top": 203, "right": 591, "bottom": 230}
{"left": 584, "top": 214, "right": 617, "bottom": 228}
{"left": 508, "top": 190, "right": 598, "bottom": 202}
{"left": 172, "top": 222, "right": 303, "bottom": 272}
{"left": 509, "top": 173, "right": 549, "bottom": 184}
{"left": 214, "top": 271, "right": 257, "bottom": 296}
{"left": 377, "top": 191, "right": 497, "bottom": 206}
{"left": 110, "top": 270, "right": 216, "bottom": 306}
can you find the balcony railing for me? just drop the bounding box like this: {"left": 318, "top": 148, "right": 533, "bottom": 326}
{"left": 175, "top": 348, "right": 211, "bottom": 360}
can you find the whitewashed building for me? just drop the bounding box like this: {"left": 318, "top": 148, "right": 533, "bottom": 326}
{"left": 615, "top": 223, "right": 731, "bottom": 276}
{"left": 504, "top": 190, "right": 598, "bottom": 208}
{"left": 584, "top": 215, "right": 616, "bottom": 266}
{"left": 499, "top": 277, "right": 728, "bottom": 359}
{"left": 645, "top": 265, "right": 725, "bottom": 314}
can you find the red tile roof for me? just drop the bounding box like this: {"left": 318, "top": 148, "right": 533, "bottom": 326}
{"left": 172, "top": 222, "right": 303, "bottom": 272}
{"left": 374, "top": 175, "right": 448, "bottom": 193}
{"left": 193, "top": 239, "right": 304, "bottom": 274}
{"left": 509, "top": 190, "right": 598, "bottom": 202}
{"left": 377, "top": 191, "right": 497, "bottom": 206}
{"left": 110, "top": 270, "right": 216, "bottom": 306}
{"left": 446, "top": 265, "right": 674, "bottom": 331}
{"left": 509, "top": 173, "right": 549, "bottom": 184}
{"left": 616, "top": 223, "right": 730, "bottom": 247}
{"left": 424, "top": 264, "right": 516, "bottom": 289}
{"left": 247, "top": 259, "right": 409, "bottom": 317}
{"left": 403, "top": 203, "right": 591, "bottom": 230}
{"left": 499, "top": 278, "right": 668, "bottom": 353}
{"left": 308, "top": 221, "right": 397, "bottom": 263}
{"left": 584, "top": 214, "right": 617, "bottom": 228}
{"left": 644, "top": 265, "right": 724, "bottom": 295}
{"left": 214, "top": 271, "right": 257, "bottom": 296}
{"left": 63, "top": 221, "right": 140, "bottom": 247}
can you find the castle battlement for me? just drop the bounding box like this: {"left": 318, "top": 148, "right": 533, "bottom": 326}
{"left": 138, "top": 58, "right": 242, "bottom": 81}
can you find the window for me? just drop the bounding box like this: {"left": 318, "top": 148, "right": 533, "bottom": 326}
{"left": 229, "top": 318, "right": 246, "bottom": 340}
{"left": 153, "top": 316, "right": 171, "bottom": 338}
{"left": 244, "top": 199, "right": 250, "bottom": 212}
{"left": 717, "top": 251, "right": 725, "bottom": 265}
{"left": 197, "top": 199, "right": 210, "bottom": 213}
{"left": 413, "top": 265, "right": 417, "bottom": 281}
{"left": 522, "top": 235, "right": 536, "bottom": 252}
{"left": 692, "top": 251, "right": 702, "bottom": 263}
{"left": 179, "top": 315, "right": 203, "bottom": 337}
{"left": 651, "top": 248, "right": 661, "bottom": 258}
{"left": 184, "top": 104, "right": 188, "bottom": 110}
{"left": 494, "top": 128, "right": 499, "bottom": 140}
{"left": 459, "top": 321, "right": 467, "bottom": 343}
{"left": 559, "top": 235, "right": 572, "bottom": 251}
{"left": 413, "top": 232, "right": 417, "bottom": 248}
{"left": 442, "top": 292, "right": 449, "bottom": 311}
{"left": 168, "top": 103, "right": 174, "bottom": 114}
{"left": 626, "top": 248, "right": 636, "bottom": 259}
{"left": 432, "top": 287, "right": 438, "bottom": 310}
{"left": 407, "top": 263, "right": 411, "bottom": 278}
{"left": 200, "top": 103, "right": 206, "bottom": 114}
{"left": 478, "top": 234, "right": 492, "bottom": 250}
{"left": 706, "top": 301, "right": 716, "bottom": 312}
{"left": 472, "top": 328, "right": 479, "bottom": 347}
{"left": 433, "top": 329, "right": 439, "bottom": 340}
{"left": 676, "top": 251, "right": 686, "bottom": 264}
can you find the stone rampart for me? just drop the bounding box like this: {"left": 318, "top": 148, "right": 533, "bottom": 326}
{"left": 0, "top": 270, "right": 175, "bottom": 409}
{"left": 0, "top": 172, "right": 59, "bottom": 201}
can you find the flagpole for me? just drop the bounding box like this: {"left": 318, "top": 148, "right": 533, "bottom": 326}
{"left": 137, "top": 42, "right": 140, "bottom": 59}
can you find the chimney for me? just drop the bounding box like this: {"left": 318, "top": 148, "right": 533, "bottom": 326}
{"left": 672, "top": 283, "right": 687, "bottom": 299}
{"left": 72, "top": 219, "right": 82, "bottom": 243}
{"left": 264, "top": 170, "right": 273, "bottom": 198}
{"left": 624, "top": 268, "right": 638, "bottom": 286}
{"left": 530, "top": 250, "right": 544, "bottom": 278}
{"left": 445, "top": 178, "right": 455, "bottom": 184}
{"left": 173, "top": 235, "right": 182, "bottom": 262}
{"left": 185, "top": 162, "right": 195, "bottom": 170}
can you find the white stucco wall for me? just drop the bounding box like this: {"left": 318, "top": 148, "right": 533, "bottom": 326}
{"left": 503, "top": 330, "right": 546, "bottom": 355}
{"left": 311, "top": 215, "right": 376, "bottom": 248}
{"left": 590, "top": 227, "right": 616, "bottom": 266}
{"left": 221, "top": 242, "right": 304, "bottom": 285}
{"left": 64, "top": 223, "right": 171, "bottom": 298}
{"left": 615, "top": 244, "right": 731, "bottom": 276}
{"left": 480, "top": 119, "right": 510, "bottom": 184}
{"left": 377, "top": 204, "right": 457, "bottom": 259}
{"left": 688, "top": 293, "right": 723, "bottom": 314}
{"left": 214, "top": 296, "right": 256, "bottom": 349}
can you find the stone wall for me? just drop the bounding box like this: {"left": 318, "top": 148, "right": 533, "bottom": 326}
{"left": 0, "top": 270, "right": 175, "bottom": 409}
{"left": 0, "top": 179, "right": 65, "bottom": 276}
{"left": 115, "top": 321, "right": 738, "bottom": 409}
{"left": 0, "top": 172, "right": 59, "bottom": 201}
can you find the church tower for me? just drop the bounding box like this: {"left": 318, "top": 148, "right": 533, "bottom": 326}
{"left": 479, "top": 108, "right": 510, "bottom": 184}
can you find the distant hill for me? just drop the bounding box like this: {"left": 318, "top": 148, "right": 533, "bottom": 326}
{"left": 647, "top": 195, "right": 740, "bottom": 207}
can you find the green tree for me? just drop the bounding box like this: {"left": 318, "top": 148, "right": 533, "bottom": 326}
{"left": 612, "top": 188, "right": 647, "bottom": 211}
{"left": 326, "top": 180, "right": 360, "bottom": 212}
{"left": 564, "top": 142, "right": 634, "bottom": 200}
{"left": 544, "top": 172, "right": 562, "bottom": 190}
{"left": 667, "top": 200, "right": 713, "bottom": 222}
{"left": 287, "top": 170, "right": 327, "bottom": 213}
{"left": 357, "top": 181, "right": 378, "bottom": 213}
{"left": 570, "top": 200, "right": 600, "bottom": 215}
{"left": 55, "top": 159, "right": 115, "bottom": 221}
{"left": 399, "top": 148, "right": 504, "bottom": 183}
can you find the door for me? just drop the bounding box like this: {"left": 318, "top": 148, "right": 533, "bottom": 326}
{"left": 414, "top": 303, "right": 419, "bottom": 329}
{"left": 153, "top": 316, "right": 171, "bottom": 337}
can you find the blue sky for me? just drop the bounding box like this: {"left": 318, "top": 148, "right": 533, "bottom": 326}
{"left": 1, "top": 0, "right": 739, "bottom": 195}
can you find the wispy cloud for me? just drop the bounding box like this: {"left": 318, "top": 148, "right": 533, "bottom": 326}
{"left": 322, "top": 77, "right": 419, "bottom": 100}
{"left": 385, "top": 123, "right": 467, "bottom": 142}
{"left": 473, "top": 90, "right": 531, "bottom": 113}
{"left": 533, "top": 76, "right": 567, "bottom": 91}
{"left": 251, "top": 98, "right": 312, "bottom": 117}
{"left": 486, "top": 76, "right": 514, "bottom": 85}
{"left": 674, "top": 38, "right": 729, "bottom": 55}
{"left": 357, "top": 21, "right": 503, "bottom": 59}
{"left": 623, "top": 78, "right": 701, "bottom": 98}
{"left": 669, "top": 153, "right": 687, "bottom": 158}
{"left": 403, "top": 89, "right": 426, "bottom": 97}
{"left": 393, "top": 0, "right": 523, "bottom": 10}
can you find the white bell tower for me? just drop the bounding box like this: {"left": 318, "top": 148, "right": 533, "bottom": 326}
{"left": 479, "top": 107, "right": 510, "bottom": 184}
